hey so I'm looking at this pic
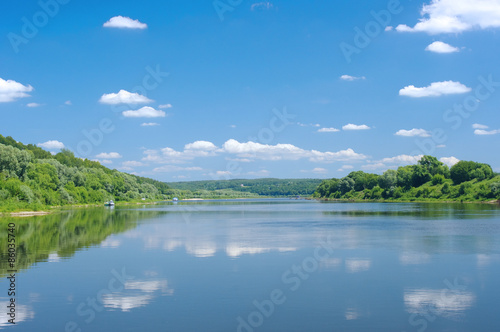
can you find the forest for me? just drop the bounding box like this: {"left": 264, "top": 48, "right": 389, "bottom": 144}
{"left": 167, "top": 178, "right": 322, "bottom": 197}
{"left": 0, "top": 134, "right": 170, "bottom": 212}
{"left": 314, "top": 156, "right": 500, "bottom": 202}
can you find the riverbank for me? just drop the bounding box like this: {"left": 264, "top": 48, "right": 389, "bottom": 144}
{"left": 317, "top": 197, "right": 500, "bottom": 205}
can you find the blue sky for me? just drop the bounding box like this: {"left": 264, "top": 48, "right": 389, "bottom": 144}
{"left": 1, "top": 0, "right": 500, "bottom": 181}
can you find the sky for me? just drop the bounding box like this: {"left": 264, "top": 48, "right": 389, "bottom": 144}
{"left": 1, "top": 0, "right": 500, "bottom": 182}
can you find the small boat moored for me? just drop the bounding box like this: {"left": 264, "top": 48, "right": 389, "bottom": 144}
{"left": 172, "top": 197, "right": 179, "bottom": 202}
{"left": 104, "top": 200, "right": 115, "bottom": 207}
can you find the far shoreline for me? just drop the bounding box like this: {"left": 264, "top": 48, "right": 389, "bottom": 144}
{"left": 1, "top": 198, "right": 499, "bottom": 218}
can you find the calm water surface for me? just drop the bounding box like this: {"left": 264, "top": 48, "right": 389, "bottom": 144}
{"left": 1, "top": 199, "right": 500, "bottom": 331}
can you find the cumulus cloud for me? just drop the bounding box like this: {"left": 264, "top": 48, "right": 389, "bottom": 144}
{"left": 143, "top": 139, "right": 367, "bottom": 164}
{"left": 0, "top": 78, "right": 33, "bottom": 103}
{"left": 340, "top": 75, "right": 366, "bottom": 81}
{"left": 223, "top": 139, "right": 367, "bottom": 162}
{"left": 472, "top": 123, "right": 489, "bottom": 129}
{"left": 385, "top": 26, "right": 394, "bottom": 31}
{"left": 343, "top": 124, "right": 370, "bottom": 131}
{"left": 123, "top": 106, "right": 166, "bottom": 118}
{"left": 37, "top": 140, "right": 65, "bottom": 150}
{"left": 158, "top": 104, "right": 172, "bottom": 109}
{"left": 96, "top": 152, "right": 122, "bottom": 159}
{"left": 99, "top": 90, "right": 153, "bottom": 105}
{"left": 396, "top": 0, "right": 500, "bottom": 34}
{"left": 440, "top": 156, "right": 460, "bottom": 166}
{"left": 27, "top": 102, "right": 41, "bottom": 107}
{"left": 475, "top": 128, "right": 500, "bottom": 135}
{"left": 184, "top": 141, "right": 218, "bottom": 151}
{"left": 318, "top": 127, "right": 340, "bottom": 133}
{"left": 399, "top": 81, "right": 471, "bottom": 97}
{"left": 103, "top": 16, "right": 147, "bottom": 29}
{"left": 395, "top": 128, "right": 431, "bottom": 137}
{"left": 141, "top": 122, "right": 160, "bottom": 127}
{"left": 338, "top": 165, "right": 354, "bottom": 172}
{"left": 425, "top": 41, "right": 460, "bottom": 53}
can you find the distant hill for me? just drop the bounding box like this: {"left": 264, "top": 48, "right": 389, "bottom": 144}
{"left": 168, "top": 178, "right": 323, "bottom": 197}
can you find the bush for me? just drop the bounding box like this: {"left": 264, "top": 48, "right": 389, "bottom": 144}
{"left": 432, "top": 174, "right": 445, "bottom": 185}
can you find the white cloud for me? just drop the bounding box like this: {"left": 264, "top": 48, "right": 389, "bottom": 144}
{"left": 340, "top": 75, "right": 366, "bottom": 81}
{"left": 440, "top": 156, "right": 460, "bottom": 166}
{"left": 65, "top": 100, "right": 72, "bottom": 105}
{"left": 251, "top": 2, "right": 274, "bottom": 11}
{"left": 437, "top": 144, "right": 446, "bottom": 148}
{"left": 301, "top": 168, "right": 328, "bottom": 174}
{"left": 0, "top": 78, "right": 33, "bottom": 103}
{"left": 143, "top": 139, "right": 366, "bottom": 164}
{"left": 158, "top": 104, "right": 172, "bottom": 109}
{"left": 425, "top": 41, "right": 460, "bottom": 53}
{"left": 385, "top": 26, "right": 394, "bottom": 31}
{"left": 103, "top": 16, "right": 147, "bottom": 29}
{"left": 395, "top": 128, "right": 431, "bottom": 137}
{"left": 343, "top": 124, "right": 370, "bottom": 131}
{"left": 338, "top": 165, "right": 354, "bottom": 172}
{"left": 223, "top": 139, "right": 367, "bottom": 162}
{"left": 185, "top": 141, "right": 218, "bottom": 151}
{"left": 99, "top": 90, "right": 153, "bottom": 105}
{"left": 396, "top": 0, "right": 500, "bottom": 34}
{"left": 318, "top": 127, "right": 340, "bottom": 133}
{"left": 382, "top": 154, "right": 423, "bottom": 165}
{"left": 100, "top": 159, "right": 113, "bottom": 165}
{"left": 141, "top": 122, "right": 160, "bottom": 127}
{"left": 27, "top": 102, "right": 41, "bottom": 107}
{"left": 472, "top": 123, "right": 489, "bottom": 129}
{"left": 474, "top": 129, "right": 500, "bottom": 135}
{"left": 399, "top": 81, "right": 471, "bottom": 98}
{"left": 298, "top": 122, "right": 321, "bottom": 127}
{"left": 37, "top": 140, "right": 65, "bottom": 150}
{"left": 96, "top": 152, "right": 122, "bottom": 159}
{"left": 123, "top": 106, "right": 165, "bottom": 118}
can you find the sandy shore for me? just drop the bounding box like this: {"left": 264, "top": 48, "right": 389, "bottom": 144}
{"left": 182, "top": 198, "right": 204, "bottom": 201}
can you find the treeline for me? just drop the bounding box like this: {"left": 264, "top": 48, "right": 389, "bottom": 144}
{"left": 314, "top": 156, "right": 500, "bottom": 202}
{"left": 167, "top": 178, "right": 323, "bottom": 197}
{"left": 0, "top": 134, "right": 170, "bottom": 212}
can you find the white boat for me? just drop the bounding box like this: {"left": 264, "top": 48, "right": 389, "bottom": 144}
{"left": 104, "top": 200, "right": 115, "bottom": 206}
{"left": 172, "top": 197, "right": 179, "bottom": 202}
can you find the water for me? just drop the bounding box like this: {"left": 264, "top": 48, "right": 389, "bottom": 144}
{"left": 1, "top": 199, "right": 500, "bottom": 331}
